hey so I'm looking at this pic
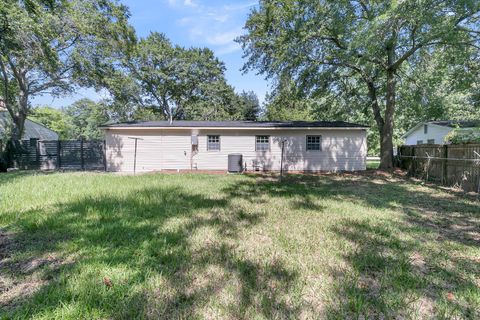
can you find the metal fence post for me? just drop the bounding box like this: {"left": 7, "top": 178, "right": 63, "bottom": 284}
{"left": 57, "top": 140, "right": 61, "bottom": 170}
{"left": 442, "top": 145, "right": 448, "bottom": 185}
{"left": 411, "top": 146, "right": 415, "bottom": 176}
{"left": 29, "top": 138, "right": 39, "bottom": 170}
{"left": 36, "top": 140, "right": 40, "bottom": 169}
{"left": 80, "top": 139, "right": 85, "bottom": 171}
{"left": 103, "top": 140, "right": 107, "bottom": 172}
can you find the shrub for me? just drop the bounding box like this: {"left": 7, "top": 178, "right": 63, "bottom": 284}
{"left": 445, "top": 128, "right": 480, "bottom": 144}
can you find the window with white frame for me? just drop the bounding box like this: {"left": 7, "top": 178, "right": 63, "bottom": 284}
{"left": 207, "top": 135, "right": 220, "bottom": 151}
{"left": 417, "top": 140, "right": 424, "bottom": 145}
{"left": 427, "top": 139, "right": 435, "bottom": 144}
{"left": 424, "top": 124, "right": 428, "bottom": 134}
{"left": 306, "top": 135, "right": 322, "bottom": 151}
{"left": 255, "top": 136, "right": 270, "bottom": 151}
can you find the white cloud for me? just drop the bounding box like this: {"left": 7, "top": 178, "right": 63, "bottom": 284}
{"left": 206, "top": 28, "right": 243, "bottom": 46}
{"left": 183, "top": 0, "right": 197, "bottom": 7}
{"left": 174, "top": 1, "right": 255, "bottom": 55}
{"left": 176, "top": 17, "right": 192, "bottom": 25}
{"left": 216, "top": 42, "right": 242, "bottom": 55}
{"left": 222, "top": 1, "right": 257, "bottom": 11}
{"left": 166, "top": 0, "right": 197, "bottom": 7}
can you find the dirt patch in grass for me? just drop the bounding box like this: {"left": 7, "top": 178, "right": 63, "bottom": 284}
{"left": 0, "top": 229, "right": 44, "bottom": 310}
{"left": 0, "top": 229, "right": 75, "bottom": 311}
{"left": 0, "top": 228, "right": 14, "bottom": 261}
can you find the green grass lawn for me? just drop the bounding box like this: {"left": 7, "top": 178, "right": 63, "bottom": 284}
{"left": 0, "top": 172, "right": 479, "bottom": 319}
{"left": 366, "top": 159, "right": 380, "bottom": 170}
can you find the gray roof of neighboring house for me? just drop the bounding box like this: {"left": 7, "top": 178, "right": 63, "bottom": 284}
{"left": 100, "top": 120, "right": 368, "bottom": 129}
{"left": 428, "top": 120, "right": 480, "bottom": 128}
{"left": 0, "top": 112, "right": 59, "bottom": 140}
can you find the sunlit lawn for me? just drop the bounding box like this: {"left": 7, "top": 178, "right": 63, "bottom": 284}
{"left": 0, "top": 171, "right": 479, "bottom": 319}
{"left": 366, "top": 159, "right": 380, "bottom": 170}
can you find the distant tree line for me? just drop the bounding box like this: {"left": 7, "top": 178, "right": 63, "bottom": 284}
{"left": 29, "top": 90, "right": 260, "bottom": 140}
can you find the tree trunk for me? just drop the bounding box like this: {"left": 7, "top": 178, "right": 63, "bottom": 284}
{"left": 11, "top": 113, "right": 26, "bottom": 140}
{"left": 379, "top": 121, "right": 394, "bottom": 170}
{"left": 379, "top": 69, "right": 396, "bottom": 170}
{"left": 11, "top": 91, "right": 28, "bottom": 140}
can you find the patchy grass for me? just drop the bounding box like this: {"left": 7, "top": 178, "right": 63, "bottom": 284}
{"left": 366, "top": 159, "right": 380, "bottom": 170}
{"left": 0, "top": 171, "right": 479, "bottom": 319}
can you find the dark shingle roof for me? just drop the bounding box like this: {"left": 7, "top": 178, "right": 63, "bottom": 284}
{"left": 0, "top": 111, "right": 58, "bottom": 140}
{"left": 100, "top": 120, "right": 368, "bottom": 129}
{"left": 429, "top": 120, "right": 480, "bottom": 128}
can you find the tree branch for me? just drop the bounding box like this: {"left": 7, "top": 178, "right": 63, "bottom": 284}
{"left": 5, "top": 55, "right": 28, "bottom": 93}
{"left": 0, "top": 58, "right": 15, "bottom": 120}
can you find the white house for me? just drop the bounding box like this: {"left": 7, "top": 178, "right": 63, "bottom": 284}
{"left": 401, "top": 120, "right": 480, "bottom": 145}
{"left": 100, "top": 120, "right": 368, "bottom": 173}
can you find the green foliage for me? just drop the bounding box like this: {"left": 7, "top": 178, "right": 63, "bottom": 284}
{"left": 0, "top": 0, "right": 131, "bottom": 138}
{"left": 31, "top": 99, "right": 112, "bottom": 140}
{"left": 396, "top": 47, "right": 480, "bottom": 133}
{"left": 445, "top": 128, "right": 480, "bottom": 144}
{"left": 30, "top": 106, "right": 74, "bottom": 139}
{"left": 238, "top": 91, "right": 261, "bottom": 121}
{"left": 0, "top": 111, "right": 13, "bottom": 142}
{"left": 180, "top": 81, "right": 243, "bottom": 121}
{"left": 238, "top": 0, "right": 480, "bottom": 167}
{"left": 263, "top": 79, "right": 315, "bottom": 121}
{"left": 264, "top": 46, "right": 480, "bottom": 155}
{"left": 64, "top": 99, "right": 110, "bottom": 140}
{"left": 94, "top": 32, "right": 243, "bottom": 122}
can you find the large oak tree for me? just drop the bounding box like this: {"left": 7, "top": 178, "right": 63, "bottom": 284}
{"left": 238, "top": 0, "right": 480, "bottom": 169}
{"left": 0, "top": 0, "right": 130, "bottom": 139}
{"left": 96, "top": 32, "right": 246, "bottom": 122}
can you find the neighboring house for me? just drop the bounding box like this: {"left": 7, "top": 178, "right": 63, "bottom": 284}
{"left": 100, "top": 120, "right": 368, "bottom": 173}
{"left": 401, "top": 120, "right": 480, "bottom": 145}
{"left": 0, "top": 111, "right": 59, "bottom": 141}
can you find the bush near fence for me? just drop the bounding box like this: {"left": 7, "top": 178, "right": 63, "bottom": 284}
{"left": 6, "top": 139, "right": 106, "bottom": 171}
{"left": 397, "top": 144, "right": 480, "bottom": 193}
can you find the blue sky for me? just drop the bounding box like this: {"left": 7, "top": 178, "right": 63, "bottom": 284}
{"left": 32, "top": 0, "right": 269, "bottom": 108}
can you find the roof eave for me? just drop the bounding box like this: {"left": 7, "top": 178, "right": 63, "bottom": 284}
{"left": 100, "top": 126, "right": 368, "bottom": 130}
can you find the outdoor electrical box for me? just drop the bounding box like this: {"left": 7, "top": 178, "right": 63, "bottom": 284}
{"left": 228, "top": 154, "right": 243, "bottom": 173}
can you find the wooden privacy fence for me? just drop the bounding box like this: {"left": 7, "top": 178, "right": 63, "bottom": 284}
{"left": 397, "top": 144, "right": 480, "bottom": 193}
{"left": 7, "top": 139, "right": 106, "bottom": 171}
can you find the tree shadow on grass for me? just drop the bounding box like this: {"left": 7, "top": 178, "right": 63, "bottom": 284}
{"left": 328, "top": 219, "right": 479, "bottom": 318}
{"left": 0, "top": 171, "right": 49, "bottom": 185}
{"left": 223, "top": 173, "right": 480, "bottom": 318}
{"left": 1, "top": 185, "right": 300, "bottom": 319}
{"left": 224, "top": 173, "right": 479, "bottom": 246}
{"left": 2, "top": 172, "right": 478, "bottom": 318}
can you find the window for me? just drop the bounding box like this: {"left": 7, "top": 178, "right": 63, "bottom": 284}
{"left": 417, "top": 140, "right": 424, "bottom": 145}
{"left": 424, "top": 124, "right": 428, "bottom": 134}
{"left": 207, "top": 135, "right": 220, "bottom": 151}
{"left": 306, "top": 135, "right": 322, "bottom": 151}
{"left": 255, "top": 136, "right": 270, "bottom": 151}
{"left": 427, "top": 139, "right": 435, "bottom": 144}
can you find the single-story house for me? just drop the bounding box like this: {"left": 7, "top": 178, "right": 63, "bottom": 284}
{"left": 0, "top": 111, "right": 59, "bottom": 141}
{"left": 401, "top": 120, "right": 480, "bottom": 145}
{"left": 100, "top": 120, "right": 368, "bottom": 173}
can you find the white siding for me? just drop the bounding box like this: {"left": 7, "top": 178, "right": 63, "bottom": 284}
{"left": 404, "top": 124, "right": 452, "bottom": 145}
{"left": 105, "top": 128, "right": 367, "bottom": 172}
